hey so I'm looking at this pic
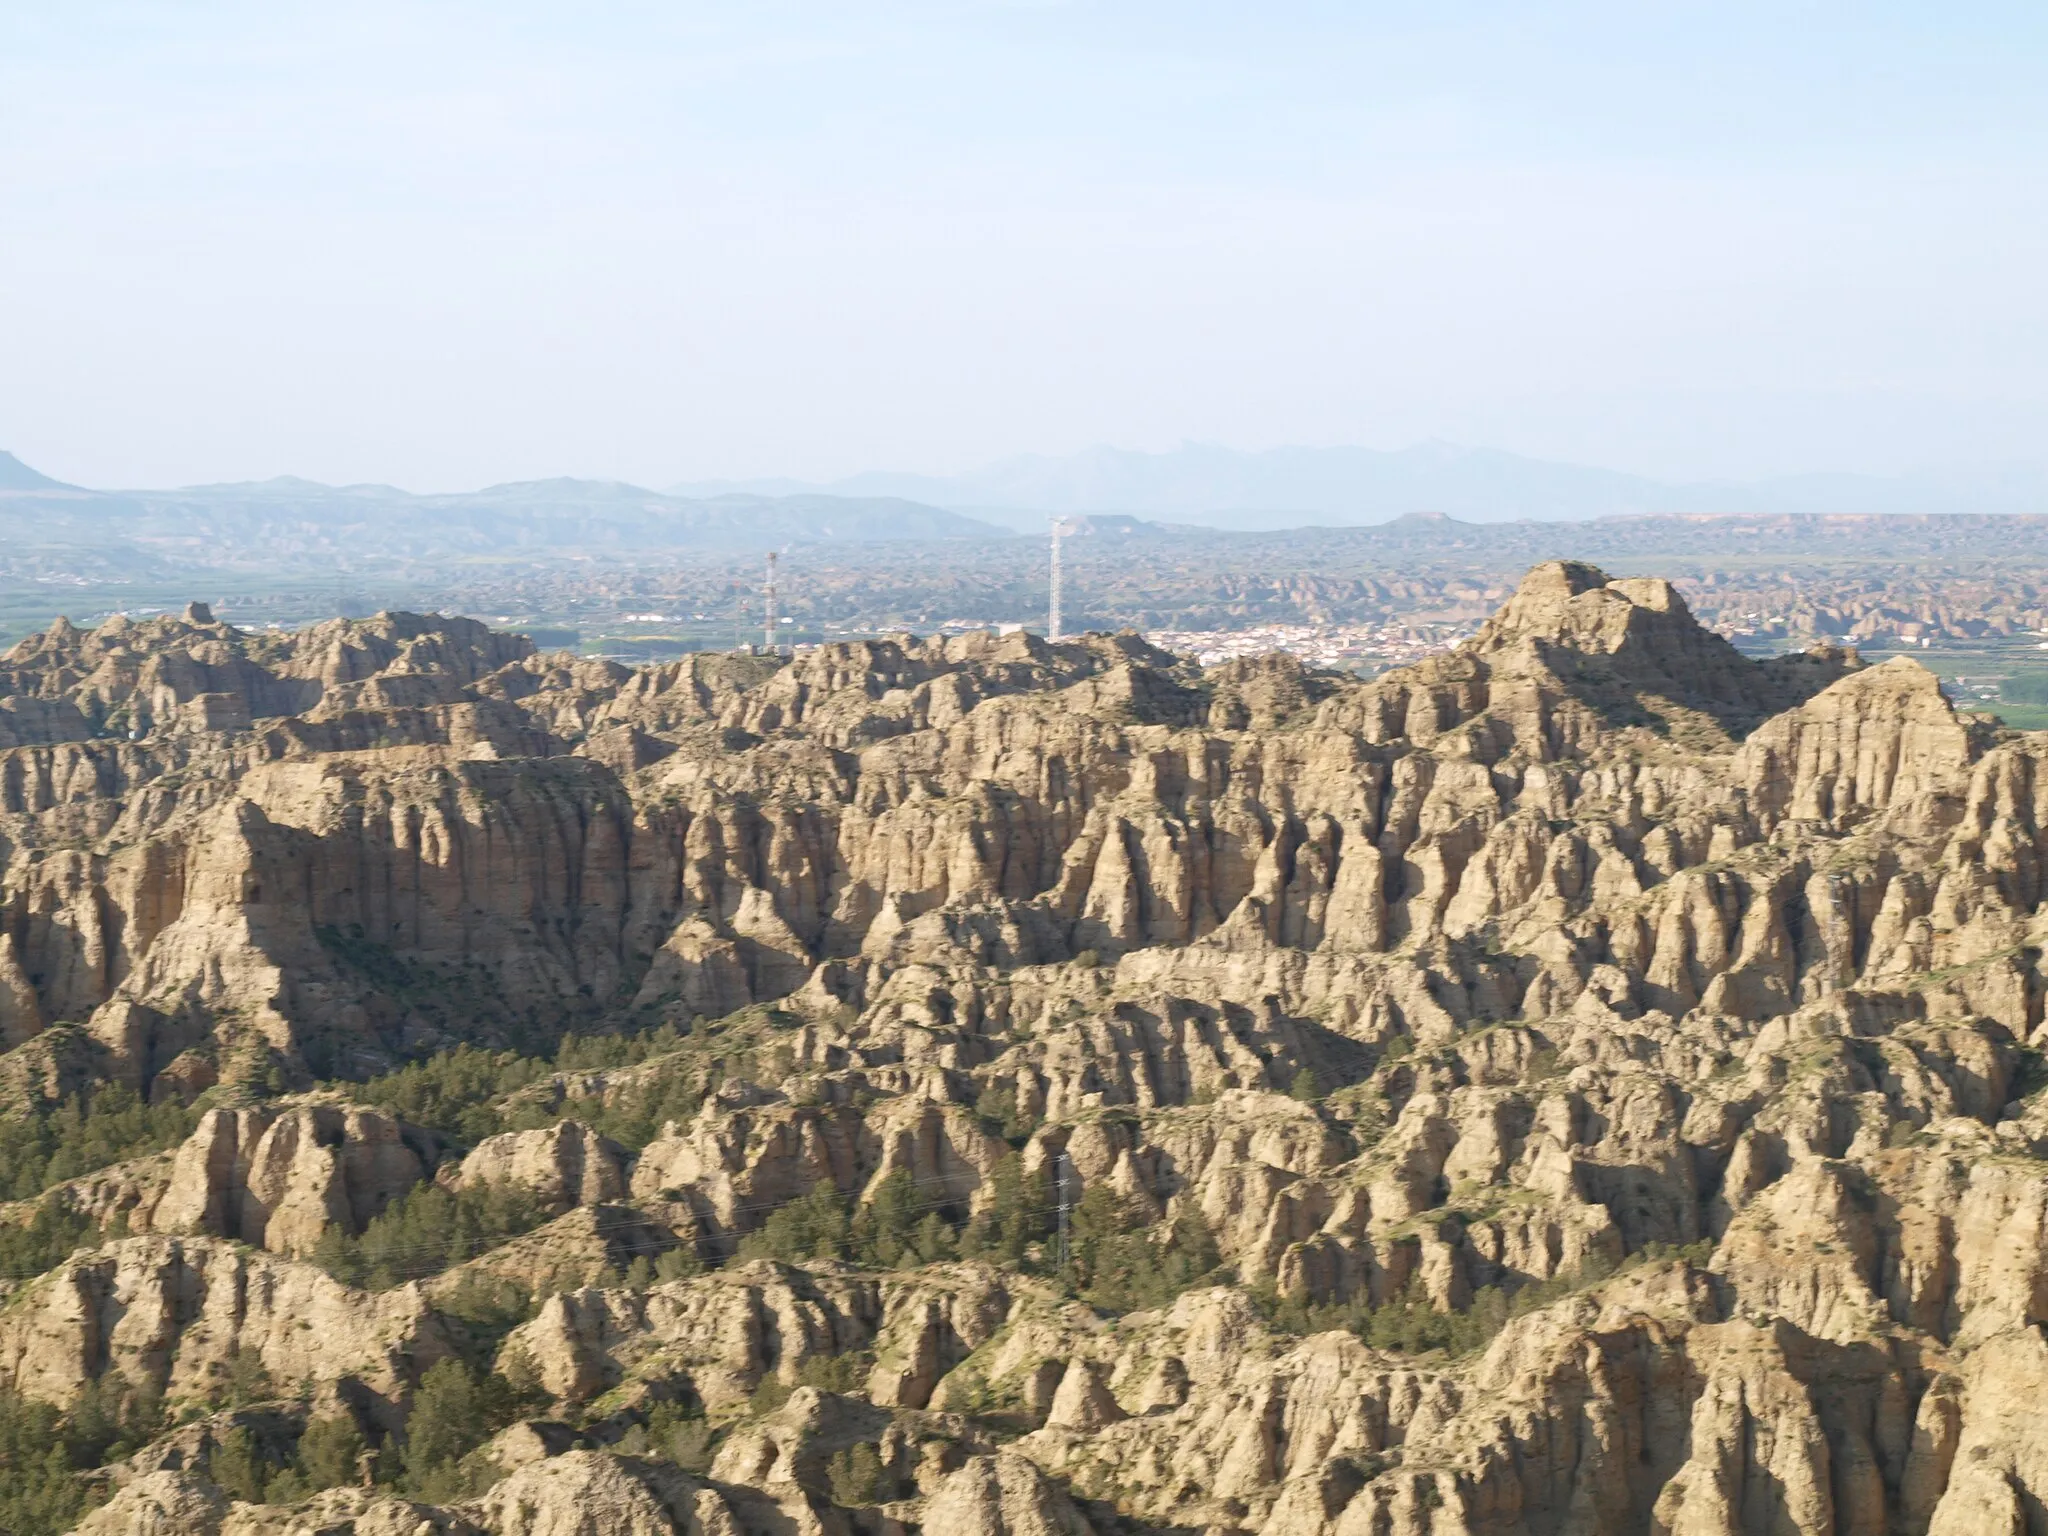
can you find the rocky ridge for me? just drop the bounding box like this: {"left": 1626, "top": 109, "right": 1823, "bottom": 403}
{"left": 3, "top": 562, "right": 2047, "bottom": 1534}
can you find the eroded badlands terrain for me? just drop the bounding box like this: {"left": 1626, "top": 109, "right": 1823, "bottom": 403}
{"left": 3, "top": 563, "right": 2046, "bottom": 1535}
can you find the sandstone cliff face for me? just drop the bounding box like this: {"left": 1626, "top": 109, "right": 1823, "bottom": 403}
{"left": 147, "top": 1101, "right": 436, "bottom": 1253}
{"left": 924, "top": 1450, "right": 1096, "bottom": 1536}
{"left": 468, "top": 1451, "right": 739, "bottom": 1536}
{"left": 453, "top": 1121, "right": 630, "bottom": 1214}
{"left": 0, "top": 1236, "right": 452, "bottom": 1426}
{"left": 10, "top": 567, "right": 2048, "bottom": 1534}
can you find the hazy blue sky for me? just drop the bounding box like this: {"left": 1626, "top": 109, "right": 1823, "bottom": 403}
{"left": 3, "top": 2, "right": 2044, "bottom": 490}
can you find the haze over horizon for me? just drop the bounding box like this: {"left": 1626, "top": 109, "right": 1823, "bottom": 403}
{"left": 5, "top": 3, "right": 2045, "bottom": 495}
{"left": 9, "top": 437, "right": 2048, "bottom": 534}
{"left": 14, "top": 436, "right": 2048, "bottom": 501}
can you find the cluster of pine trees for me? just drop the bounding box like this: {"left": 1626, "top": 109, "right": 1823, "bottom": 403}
{"left": 0, "top": 1080, "right": 196, "bottom": 1203}
{"left": 354, "top": 1023, "right": 703, "bottom": 1148}
{"left": 0, "top": 1198, "right": 101, "bottom": 1284}
{"left": 0, "top": 1080, "right": 196, "bottom": 1288}
{"left": 0, "top": 1381, "right": 165, "bottom": 1536}
{"left": 310, "top": 1181, "right": 547, "bottom": 1289}
{"left": 734, "top": 1157, "right": 1224, "bottom": 1314}
{"left": 4, "top": 1353, "right": 555, "bottom": 1531}
{"left": 1249, "top": 1242, "right": 1710, "bottom": 1356}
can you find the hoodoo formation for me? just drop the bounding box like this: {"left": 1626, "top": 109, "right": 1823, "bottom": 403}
{"left": 5, "top": 562, "right": 2048, "bottom": 1533}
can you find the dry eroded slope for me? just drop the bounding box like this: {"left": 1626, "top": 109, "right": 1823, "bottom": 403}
{"left": 2, "top": 563, "right": 2045, "bottom": 1535}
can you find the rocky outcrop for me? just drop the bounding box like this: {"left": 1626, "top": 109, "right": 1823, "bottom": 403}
{"left": 464, "top": 1451, "right": 738, "bottom": 1536}
{"left": 0, "top": 1236, "right": 452, "bottom": 1423}
{"left": 150, "top": 1101, "right": 433, "bottom": 1254}
{"left": 15, "top": 565, "right": 2048, "bottom": 1535}
{"left": 452, "top": 1121, "right": 630, "bottom": 1214}
{"left": 1737, "top": 654, "right": 1978, "bottom": 831}
{"left": 0, "top": 568, "right": 1855, "bottom": 1094}
{"left": 924, "top": 1451, "right": 1096, "bottom": 1536}
{"left": 71, "top": 1471, "right": 232, "bottom": 1536}
{"left": 505, "top": 1263, "right": 876, "bottom": 1406}
{"left": 76, "top": 1478, "right": 484, "bottom": 1536}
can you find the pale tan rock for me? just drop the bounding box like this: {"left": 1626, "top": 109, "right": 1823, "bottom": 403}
{"left": 464, "top": 1450, "right": 740, "bottom": 1536}
{"left": 71, "top": 1470, "right": 230, "bottom": 1535}
{"left": 1738, "top": 656, "right": 1973, "bottom": 832}
{"left": 0, "top": 1236, "right": 452, "bottom": 1425}
{"left": 629, "top": 1100, "right": 863, "bottom": 1240}
{"left": 453, "top": 1121, "right": 629, "bottom": 1214}
{"left": 865, "top": 1266, "right": 1011, "bottom": 1409}
{"left": 220, "top": 1487, "right": 482, "bottom": 1535}
{"left": 1046, "top": 1358, "right": 1124, "bottom": 1431}
{"left": 1648, "top": 1330, "right": 1836, "bottom": 1535}
{"left": 13, "top": 569, "right": 2048, "bottom": 1536}
{"left": 152, "top": 1102, "right": 429, "bottom": 1255}
{"left": 480, "top": 1419, "right": 580, "bottom": 1472}
{"left": 923, "top": 1451, "right": 1095, "bottom": 1536}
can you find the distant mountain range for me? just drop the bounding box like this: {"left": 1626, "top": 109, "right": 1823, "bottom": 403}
{"left": 5, "top": 442, "right": 2047, "bottom": 577}
{"left": 672, "top": 442, "right": 2048, "bottom": 530}
{"left": 0, "top": 454, "right": 1002, "bottom": 567}
{"left": 0, "top": 451, "right": 89, "bottom": 493}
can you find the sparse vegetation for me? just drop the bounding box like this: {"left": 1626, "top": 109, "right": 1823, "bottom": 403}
{"left": 0, "top": 1379, "right": 165, "bottom": 1536}
{"left": 311, "top": 1181, "right": 547, "bottom": 1289}
{"left": 0, "top": 1197, "right": 102, "bottom": 1283}
{"left": 1247, "top": 1244, "right": 1715, "bottom": 1358}
{"left": 434, "top": 1272, "right": 542, "bottom": 1370}
{"left": 827, "top": 1442, "right": 894, "bottom": 1505}
{"left": 0, "top": 1082, "right": 196, "bottom": 1203}
{"left": 957, "top": 1152, "right": 1047, "bottom": 1265}
{"left": 974, "top": 1081, "right": 1034, "bottom": 1144}
{"left": 615, "top": 1400, "right": 717, "bottom": 1471}
{"left": 284, "top": 1412, "right": 369, "bottom": 1497}
{"left": 400, "top": 1355, "right": 539, "bottom": 1501}
{"left": 206, "top": 1423, "right": 272, "bottom": 1502}
{"left": 738, "top": 1172, "right": 961, "bottom": 1270}
{"left": 561, "top": 1058, "right": 706, "bottom": 1150}
{"left": 1066, "top": 1191, "right": 1223, "bottom": 1313}
{"left": 353, "top": 1023, "right": 706, "bottom": 1149}
{"left": 354, "top": 1042, "right": 555, "bottom": 1142}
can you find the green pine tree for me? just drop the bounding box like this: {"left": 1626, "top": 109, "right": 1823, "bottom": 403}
{"left": 295, "top": 1412, "right": 368, "bottom": 1490}
{"left": 402, "top": 1360, "right": 485, "bottom": 1498}
{"left": 828, "top": 1442, "right": 887, "bottom": 1506}
{"left": 209, "top": 1425, "right": 268, "bottom": 1502}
